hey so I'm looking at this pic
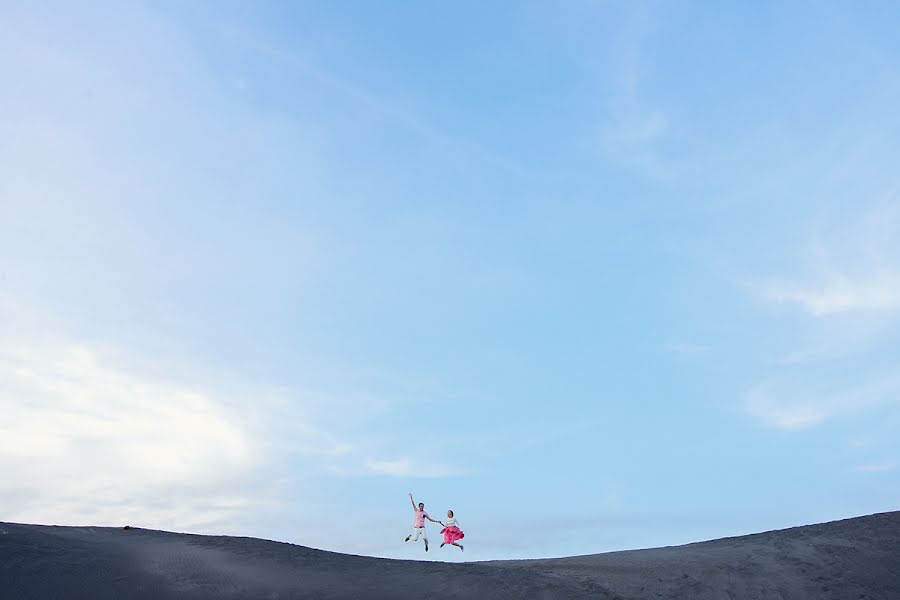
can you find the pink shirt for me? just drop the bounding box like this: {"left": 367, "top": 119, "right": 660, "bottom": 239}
{"left": 413, "top": 509, "right": 430, "bottom": 527}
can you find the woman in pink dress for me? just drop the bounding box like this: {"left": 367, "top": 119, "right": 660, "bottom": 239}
{"left": 439, "top": 510, "right": 464, "bottom": 551}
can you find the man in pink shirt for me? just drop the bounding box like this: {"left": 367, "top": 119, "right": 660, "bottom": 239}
{"left": 404, "top": 492, "right": 441, "bottom": 552}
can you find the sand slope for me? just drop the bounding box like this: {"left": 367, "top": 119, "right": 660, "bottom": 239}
{"left": 2, "top": 511, "right": 898, "bottom": 599}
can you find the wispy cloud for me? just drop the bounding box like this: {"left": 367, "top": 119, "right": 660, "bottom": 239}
{"left": 743, "top": 191, "right": 900, "bottom": 436}
{"left": 579, "top": 2, "right": 672, "bottom": 177}
{"left": 744, "top": 373, "right": 900, "bottom": 431}
{"left": 364, "top": 458, "right": 414, "bottom": 476}
{"left": 601, "top": 110, "right": 668, "bottom": 148}
{"left": 0, "top": 336, "right": 264, "bottom": 529}
{"left": 754, "top": 188, "right": 900, "bottom": 318}
{"left": 744, "top": 385, "right": 830, "bottom": 430}
{"left": 666, "top": 342, "right": 709, "bottom": 357}
{"left": 760, "top": 270, "right": 900, "bottom": 316}
{"left": 852, "top": 462, "right": 896, "bottom": 473}
{"left": 0, "top": 299, "right": 359, "bottom": 532}
{"left": 364, "top": 457, "right": 463, "bottom": 478}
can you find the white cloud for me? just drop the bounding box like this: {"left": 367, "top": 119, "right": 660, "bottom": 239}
{"left": 364, "top": 457, "right": 463, "bottom": 478}
{"left": 666, "top": 342, "right": 709, "bottom": 357}
{"left": 365, "top": 458, "right": 413, "bottom": 476}
{"left": 743, "top": 196, "right": 900, "bottom": 435}
{"left": 0, "top": 298, "right": 354, "bottom": 531}
{"left": 755, "top": 190, "right": 900, "bottom": 318}
{"left": 760, "top": 270, "right": 900, "bottom": 316}
{"left": 0, "top": 335, "right": 271, "bottom": 527}
{"left": 852, "top": 462, "right": 896, "bottom": 473}
{"left": 601, "top": 110, "right": 668, "bottom": 147}
{"left": 744, "top": 374, "right": 900, "bottom": 431}
{"left": 744, "top": 386, "right": 829, "bottom": 430}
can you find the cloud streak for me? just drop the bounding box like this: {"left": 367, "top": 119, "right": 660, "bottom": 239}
{"left": 852, "top": 462, "right": 896, "bottom": 473}
{"left": 744, "top": 373, "right": 900, "bottom": 431}
{"left": 0, "top": 335, "right": 264, "bottom": 529}
{"left": 364, "top": 458, "right": 463, "bottom": 478}
{"left": 0, "top": 296, "right": 355, "bottom": 532}
{"left": 744, "top": 190, "right": 900, "bottom": 437}
{"left": 760, "top": 270, "right": 900, "bottom": 316}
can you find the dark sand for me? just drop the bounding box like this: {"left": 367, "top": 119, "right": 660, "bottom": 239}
{"left": 2, "top": 511, "right": 898, "bottom": 599}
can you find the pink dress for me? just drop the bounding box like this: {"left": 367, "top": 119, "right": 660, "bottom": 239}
{"left": 440, "top": 517, "right": 464, "bottom": 544}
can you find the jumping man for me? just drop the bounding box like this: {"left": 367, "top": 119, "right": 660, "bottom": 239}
{"left": 404, "top": 492, "right": 441, "bottom": 552}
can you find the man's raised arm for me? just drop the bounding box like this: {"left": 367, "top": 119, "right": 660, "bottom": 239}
{"left": 409, "top": 492, "right": 416, "bottom": 510}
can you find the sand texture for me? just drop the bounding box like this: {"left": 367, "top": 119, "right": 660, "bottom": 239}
{"left": 1, "top": 511, "right": 898, "bottom": 599}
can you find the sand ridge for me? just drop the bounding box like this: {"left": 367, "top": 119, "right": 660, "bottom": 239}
{"left": 1, "top": 511, "right": 898, "bottom": 599}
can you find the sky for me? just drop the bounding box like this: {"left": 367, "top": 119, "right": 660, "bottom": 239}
{"left": 1, "top": 0, "right": 900, "bottom": 562}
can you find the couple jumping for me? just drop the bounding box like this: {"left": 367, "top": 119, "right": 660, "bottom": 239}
{"left": 404, "top": 492, "right": 464, "bottom": 552}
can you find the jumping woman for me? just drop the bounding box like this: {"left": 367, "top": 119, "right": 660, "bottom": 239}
{"left": 440, "top": 509, "right": 464, "bottom": 551}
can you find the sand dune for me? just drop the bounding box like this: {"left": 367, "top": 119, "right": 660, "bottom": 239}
{"left": 2, "top": 511, "right": 898, "bottom": 599}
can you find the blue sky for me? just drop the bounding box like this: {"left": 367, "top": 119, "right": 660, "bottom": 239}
{"left": 2, "top": 0, "right": 900, "bottom": 561}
